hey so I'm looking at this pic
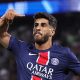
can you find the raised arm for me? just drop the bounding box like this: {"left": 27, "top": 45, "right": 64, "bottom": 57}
{"left": 0, "top": 9, "right": 25, "bottom": 48}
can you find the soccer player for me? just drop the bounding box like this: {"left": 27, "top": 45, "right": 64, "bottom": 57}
{"left": 0, "top": 9, "right": 80, "bottom": 80}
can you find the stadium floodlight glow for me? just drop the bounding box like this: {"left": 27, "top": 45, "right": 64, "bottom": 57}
{"left": 0, "top": 1, "right": 71, "bottom": 16}
{"left": 77, "top": 2, "right": 80, "bottom": 11}
{"left": 41, "top": 1, "right": 53, "bottom": 13}
{"left": 0, "top": 1, "right": 59, "bottom": 16}
{"left": 14, "top": 2, "right": 28, "bottom": 15}
{"left": 8, "top": 3, "right": 14, "bottom": 9}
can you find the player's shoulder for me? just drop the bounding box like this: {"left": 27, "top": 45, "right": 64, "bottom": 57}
{"left": 52, "top": 41, "right": 70, "bottom": 54}
{"left": 12, "top": 36, "right": 32, "bottom": 48}
{"left": 18, "top": 40, "right": 33, "bottom": 48}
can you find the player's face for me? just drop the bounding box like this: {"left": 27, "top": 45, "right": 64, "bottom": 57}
{"left": 33, "top": 18, "right": 54, "bottom": 45}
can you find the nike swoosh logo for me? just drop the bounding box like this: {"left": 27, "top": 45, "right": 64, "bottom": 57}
{"left": 29, "top": 52, "right": 37, "bottom": 56}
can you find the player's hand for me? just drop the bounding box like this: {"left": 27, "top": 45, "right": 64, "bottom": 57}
{"left": 0, "top": 9, "right": 25, "bottom": 27}
{"left": 1, "top": 9, "right": 25, "bottom": 20}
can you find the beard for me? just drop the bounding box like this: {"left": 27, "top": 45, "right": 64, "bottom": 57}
{"left": 33, "top": 34, "right": 49, "bottom": 45}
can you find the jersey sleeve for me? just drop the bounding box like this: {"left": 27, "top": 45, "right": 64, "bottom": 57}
{"left": 8, "top": 36, "right": 18, "bottom": 50}
{"left": 67, "top": 48, "right": 80, "bottom": 75}
{"left": 7, "top": 36, "right": 26, "bottom": 55}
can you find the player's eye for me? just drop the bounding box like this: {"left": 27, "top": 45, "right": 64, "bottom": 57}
{"left": 34, "top": 23, "right": 38, "bottom": 27}
{"left": 34, "top": 23, "right": 48, "bottom": 28}
{"left": 41, "top": 23, "right": 46, "bottom": 27}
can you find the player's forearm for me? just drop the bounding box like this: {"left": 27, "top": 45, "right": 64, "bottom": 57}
{"left": 0, "top": 17, "right": 11, "bottom": 48}
{"left": 0, "top": 16, "right": 8, "bottom": 26}
{"left": 0, "top": 17, "right": 9, "bottom": 37}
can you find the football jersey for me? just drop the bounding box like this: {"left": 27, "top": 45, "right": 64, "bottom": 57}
{"left": 8, "top": 36, "right": 80, "bottom": 80}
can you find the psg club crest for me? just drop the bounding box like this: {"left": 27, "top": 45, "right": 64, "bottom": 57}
{"left": 51, "top": 58, "right": 59, "bottom": 65}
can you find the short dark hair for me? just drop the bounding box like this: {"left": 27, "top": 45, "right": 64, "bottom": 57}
{"left": 33, "top": 12, "right": 57, "bottom": 29}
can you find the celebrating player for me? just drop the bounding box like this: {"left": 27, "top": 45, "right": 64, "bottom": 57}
{"left": 0, "top": 9, "right": 80, "bottom": 80}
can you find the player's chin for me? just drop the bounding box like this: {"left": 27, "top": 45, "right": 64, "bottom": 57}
{"left": 34, "top": 36, "right": 42, "bottom": 41}
{"left": 34, "top": 34, "right": 42, "bottom": 39}
{"left": 34, "top": 37, "right": 42, "bottom": 41}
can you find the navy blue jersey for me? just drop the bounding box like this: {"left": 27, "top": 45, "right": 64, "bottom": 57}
{"left": 8, "top": 36, "right": 80, "bottom": 80}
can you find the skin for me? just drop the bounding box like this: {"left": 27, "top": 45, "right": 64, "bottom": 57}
{"left": 0, "top": 9, "right": 24, "bottom": 48}
{"left": 0, "top": 9, "right": 55, "bottom": 51}
{"left": 33, "top": 18, "right": 55, "bottom": 50}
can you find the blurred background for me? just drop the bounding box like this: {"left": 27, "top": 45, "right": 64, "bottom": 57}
{"left": 0, "top": 0, "right": 80, "bottom": 80}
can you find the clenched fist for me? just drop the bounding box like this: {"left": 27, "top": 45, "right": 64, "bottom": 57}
{"left": 0, "top": 9, "right": 25, "bottom": 27}
{"left": 1, "top": 9, "right": 25, "bottom": 20}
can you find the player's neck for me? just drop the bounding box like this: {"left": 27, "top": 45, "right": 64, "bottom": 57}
{"left": 35, "top": 39, "right": 52, "bottom": 50}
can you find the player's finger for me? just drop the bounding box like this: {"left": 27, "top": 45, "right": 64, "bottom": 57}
{"left": 15, "top": 13, "right": 25, "bottom": 17}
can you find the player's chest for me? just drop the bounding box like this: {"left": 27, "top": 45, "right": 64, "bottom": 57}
{"left": 18, "top": 50, "right": 68, "bottom": 79}
{"left": 20, "top": 50, "right": 68, "bottom": 71}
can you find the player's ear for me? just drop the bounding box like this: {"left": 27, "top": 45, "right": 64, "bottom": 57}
{"left": 49, "top": 28, "right": 55, "bottom": 36}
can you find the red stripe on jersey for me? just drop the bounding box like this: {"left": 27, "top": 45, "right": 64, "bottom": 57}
{"left": 36, "top": 51, "right": 50, "bottom": 65}
{"left": 31, "top": 75, "right": 42, "bottom": 80}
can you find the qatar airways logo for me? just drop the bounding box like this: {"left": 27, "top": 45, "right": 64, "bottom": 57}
{"left": 27, "top": 62, "right": 54, "bottom": 79}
